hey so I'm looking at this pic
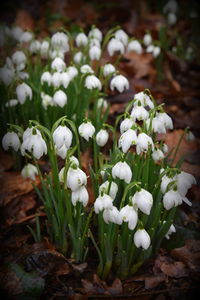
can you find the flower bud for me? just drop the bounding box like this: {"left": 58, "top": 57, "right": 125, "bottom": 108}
{"left": 89, "top": 45, "right": 101, "bottom": 60}
{"left": 152, "top": 149, "right": 164, "bottom": 161}
{"left": 96, "top": 129, "right": 109, "bottom": 147}
{"left": 143, "top": 33, "right": 152, "bottom": 47}
{"left": 127, "top": 40, "right": 142, "bottom": 54}
{"left": 21, "top": 163, "right": 38, "bottom": 180}
{"left": 53, "top": 90, "right": 67, "bottom": 107}
{"left": 103, "top": 63, "right": 116, "bottom": 77}
{"left": 76, "top": 32, "right": 88, "bottom": 47}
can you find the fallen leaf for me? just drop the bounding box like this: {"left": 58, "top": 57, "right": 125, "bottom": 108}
{"left": 160, "top": 261, "right": 189, "bottom": 278}
{"left": 145, "top": 274, "right": 166, "bottom": 289}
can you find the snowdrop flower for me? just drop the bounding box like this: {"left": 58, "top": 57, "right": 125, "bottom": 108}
{"left": 20, "top": 31, "right": 33, "bottom": 43}
{"left": 163, "top": 0, "right": 178, "bottom": 14}
{"left": 41, "top": 92, "right": 54, "bottom": 110}
{"left": 49, "top": 49, "right": 64, "bottom": 60}
{"left": 59, "top": 158, "right": 79, "bottom": 182}
{"left": 97, "top": 98, "right": 108, "bottom": 110}
{"left": 89, "top": 45, "right": 101, "bottom": 60}
{"left": 152, "top": 149, "right": 164, "bottom": 161}
{"left": 69, "top": 155, "right": 79, "bottom": 167}
{"left": 115, "top": 29, "right": 128, "bottom": 46}
{"left": 94, "top": 194, "right": 113, "bottom": 214}
{"left": 107, "top": 38, "right": 125, "bottom": 56}
{"left": 153, "top": 46, "right": 161, "bottom": 58}
{"left": 132, "top": 189, "right": 153, "bottom": 215}
{"left": 146, "top": 44, "right": 154, "bottom": 54}
{"left": 119, "top": 205, "right": 138, "bottom": 230}
{"left": 11, "top": 26, "right": 23, "bottom": 41}
{"left": 167, "top": 12, "right": 177, "bottom": 25}
{"left": 41, "top": 71, "right": 52, "bottom": 86}
{"left": 53, "top": 125, "right": 73, "bottom": 150}
{"left": 136, "top": 133, "right": 154, "bottom": 155}
{"left": 143, "top": 33, "right": 152, "bottom": 47}
{"left": 127, "top": 40, "right": 143, "bottom": 54}
{"left": 78, "top": 121, "right": 95, "bottom": 141}
{"left": 186, "top": 131, "right": 195, "bottom": 142}
{"left": 177, "top": 171, "right": 196, "bottom": 197}
{"left": 165, "top": 224, "right": 176, "bottom": 239}
{"left": 67, "top": 167, "right": 87, "bottom": 191}
{"left": 80, "top": 64, "right": 94, "bottom": 74}
{"left": 60, "top": 72, "right": 70, "bottom": 88}
{"left": 53, "top": 90, "right": 67, "bottom": 107}
{"left": 67, "top": 66, "right": 78, "bottom": 80}
{"left": 21, "top": 163, "right": 38, "bottom": 180}
{"left": 120, "top": 117, "right": 135, "bottom": 134}
{"left": 21, "top": 129, "right": 47, "bottom": 159}
{"left": 76, "top": 32, "right": 88, "bottom": 47}
{"left": 134, "top": 91, "right": 154, "bottom": 109}
{"left": 74, "top": 51, "right": 84, "bottom": 64}
{"left": 40, "top": 40, "right": 50, "bottom": 58}
{"left": 11, "top": 51, "right": 26, "bottom": 70}
{"left": 134, "top": 229, "right": 150, "bottom": 250}
{"left": 163, "top": 143, "right": 168, "bottom": 153}
{"left": 119, "top": 129, "right": 137, "bottom": 153}
{"left": 161, "top": 174, "right": 177, "bottom": 193}
{"left": 0, "top": 66, "right": 14, "bottom": 86}
{"left": 103, "top": 63, "right": 116, "bottom": 77}
{"left": 51, "top": 57, "right": 66, "bottom": 72}
{"left": 29, "top": 40, "right": 41, "bottom": 54}
{"left": 99, "top": 181, "right": 118, "bottom": 200}
{"left": 110, "top": 75, "right": 129, "bottom": 93}
{"left": 112, "top": 161, "right": 132, "bottom": 183}
{"left": 51, "top": 72, "right": 61, "bottom": 87}
{"left": 88, "top": 27, "right": 102, "bottom": 42}
{"left": 71, "top": 186, "right": 89, "bottom": 207}
{"left": 16, "top": 83, "right": 32, "bottom": 104}
{"left": 51, "top": 32, "right": 69, "bottom": 53}
{"left": 157, "top": 112, "right": 173, "bottom": 130}
{"left": 103, "top": 206, "right": 122, "bottom": 225}
{"left": 23, "top": 127, "right": 42, "bottom": 141}
{"left": 145, "top": 117, "right": 166, "bottom": 134}
{"left": 2, "top": 131, "right": 20, "bottom": 151}
{"left": 163, "top": 190, "right": 182, "bottom": 210}
{"left": 85, "top": 75, "right": 102, "bottom": 90}
{"left": 5, "top": 99, "right": 18, "bottom": 107}
{"left": 96, "top": 129, "right": 109, "bottom": 147}
{"left": 131, "top": 106, "right": 149, "bottom": 121}
{"left": 56, "top": 144, "right": 68, "bottom": 159}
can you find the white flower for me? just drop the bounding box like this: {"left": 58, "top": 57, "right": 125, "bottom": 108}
{"left": 40, "top": 40, "right": 49, "bottom": 58}
{"left": 89, "top": 45, "right": 101, "bottom": 60}
{"left": 11, "top": 51, "right": 26, "bottom": 69}
{"left": 20, "top": 31, "right": 33, "bottom": 43}
{"left": 53, "top": 125, "right": 73, "bottom": 150}
{"left": 163, "top": 0, "right": 178, "bottom": 14}
{"left": 131, "top": 106, "right": 149, "bottom": 121}
{"left": 163, "top": 143, "right": 168, "bottom": 153}
{"left": 103, "top": 63, "right": 116, "bottom": 77}
{"left": 51, "top": 72, "right": 61, "bottom": 87}
{"left": 119, "top": 129, "right": 137, "bottom": 153}
{"left": 89, "top": 38, "right": 101, "bottom": 48}
{"left": 127, "top": 40, "right": 143, "bottom": 54}
{"left": 132, "top": 189, "right": 153, "bottom": 215}
{"left": 145, "top": 117, "right": 166, "bottom": 134}
{"left": 67, "top": 66, "right": 78, "bottom": 80}
{"left": 97, "top": 98, "right": 108, "bottom": 110}
{"left": 177, "top": 171, "right": 196, "bottom": 197}
{"left": 99, "top": 181, "right": 118, "bottom": 200}
{"left": 51, "top": 57, "right": 66, "bottom": 72}
{"left": 136, "top": 133, "right": 154, "bottom": 155}
{"left": 76, "top": 32, "right": 88, "bottom": 47}
{"left": 88, "top": 27, "right": 102, "bottom": 42}
{"left": 80, "top": 64, "right": 94, "bottom": 74}
{"left": 115, "top": 29, "right": 128, "bottom": 46}
{"left": 103, "top": 206, "right": 122, "bottom": 225}
{"left": 153, "top": 46, "right": 161, "bottom": 58}
{"left": 60, "top": 72, "right": 70, "bottom": 88}
{"left": 146, "top": 44, "right": 154, "bottom": 54}
{"left": 74, "top": 51, "right": 84, "bottom": 64}
{"left": 21, "top": 129, "right": 47, "bottom": 159}
{"left": 167, "top": 12, "right": 177, "bottom": 25}
{"left": 110, "top": 75, "right": 129, "bottom": 93}
{"left": 49, "top": 49, "right": 64, "bottom": 60}
{"left": 5, "top": 99, "right": 18, "bottom": 107}
{"left": 29, "top": 40, "right": 41, "bottom": 53}
{"left": 69, "top": 155, "right": 79, "bottom": 167}
{"left": 156, "top": 112, "right": 173, "bottom": 130}
{"left": 78, "top": 121, "right": 95, "bottom": 141}
{"left": 41, "top": 72, "right": 52, "bottom": 86}
{"left": 163, "top": 190, "right": 182, "bottom": 210}
{"left": 133, "top": 91, "right": 154, "bottom": 109}
{"left": 119, "top": 205, "right": 138, "bottom": 230}
{"left": 85, "top": 75, "right": 102, "bottom": 90}
{"left": 107, "top": 38, "right": 125, "bottom": 56}
{"left": 152, "top": 149, "right": 164, "bottom": 161}
{"left": 22, "top": 127, "right": 42, "bottom": 141}
{"left": 143, "top": 33, "right": 152, "bottom": 47}
{"left": 96, "top": 129, "right": 109, "bottom": 147}
{"left": 56, "top": 144, "right": 68, "bottom": 159}
{"left": 71, "top": 186, "right": 89, "bottom": 207}
{"left": 161, "top": 174, "right": 177, "bottom": 193}
{"left": 53, "top": 90, "right": 67, "bottom": 107}
{"left": 94, "top": 194, "right": 113, "bottom": 214}
{"left": 165, "top": 224, "right": 176, "bottom": 239}
{"left": 2, "top": 131, "right": 20, "bottom": 151}
{"left": 67, "top": 167, "right": 87, "bottom": 191}
{"left": 16, "top": 83, "right": 32, "bottom": 104}
{"left": 134, "top": 229, "right": 150, "bottom": 250}
{"left": 11, "top": 26, "right": 23, "bottom": 41}
{"left": 21, "top": 163, "right": 38, "bottom": 180}
{"left": 120, "top": 117, "right": 135, "bottom": 134}
{"left": 51, "top": 32, "right": 69, "bottom": 53}
{"left": 186, "top": 131, "right": 195, "bottom": 141}
{"left": 41, "top": 92, "right": 54, "bottom": 110}
{"left": 0, "top": 66, "right": 14, "bottom": 85}
{"left": 112, "top": 161, "right": 132, "bottom": 184}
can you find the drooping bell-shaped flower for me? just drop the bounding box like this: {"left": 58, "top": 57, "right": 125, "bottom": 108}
{"left": 133, "top": 91, "right": 154, "bottom": 109}
{"left": 127, "top": 40, "right": 143, "bottom": 54}
{"left": 131, "top": 106, "right": 149, "bottom": 121}
{"left": 51, "top": 72, "right": 61, "bottom": 87}
{"left": 114, "top": 29, "right": 128, "bottom": 46}
{"left": 51, "top": 32, "right": 69, "bottom": 53}
{"left": 51, "top": 57, "right": 66, "bottom": 72}
{"left": 67, "top": 167, "right": 87, "bottom": 191}
{"left": 165, "top": 223, "right": 176, "bottom": 239}
{"left": 94, "top": 194, "right": 114, "bottom": 214}
{"left": 103, "top": 206, "right": 122, "bottom": 225}
{"left": 89, "top": 45, "right": 101, "bottom": 60}
{"left": 132, "top": 188, "right": 153, "bottom": 215}
{"left": 107, "top": 38, "right": 125, "bottom": 56}
{"left": 96, "top": 129, "right": 109, "bottom": 147}
{"left": 2, "top": 131, "right": 20, "bottom": 152}
{"left": 103, "top": 63, "right": 116, "bottom": 77}
{"left": 41, "top": 72, "right": 52, "bottom": 86}
{"left": 143, "top": 33, "right": 152, "bottom": 47}
{"left": 120, "top": 117, "right": 135, "bottom": 134}
{"left": 21, "top": 163, "right": 38, "bottom": 180}
{"left": 21, "top": 128, "right": 47, "bottom": 159}
{"left": 80, "top": 64, "right": 94, "bottom": 74}
{"left": 152, "top": 149, "right": 164, "bottom": 162}
{"left": 119, "top": 205, "right": 138, "bottom": 230}
{"left": 78, "top": 121, "right": 95, "bottom": 141}
{"left": 136, "top": 133, "right": 154, "bottom": 155}
{"left": 71, "top": 186, "right": 89, "bottom": 207}
{"left": 53, "top": 90, "right": 67, "bottom": 107}
{"left": 53, "top": 125, "right": 73, "bottom": 150}
{"left": 118, "top": 128, "right": 137, "bottom": 153}
{"left": 99, "top": 181, "right": 118, "bottom": 200}
{"left": 88, "top": 27, "right": 102, "bottom": 42}
{"left": 85, "top": 75, "right": 102, "bottom": 90}
{"left": 16, "top": 83, "right": 32, "bottom": 104}
{"left": 134, "top": 229, "right": 151, "bottom": 250}
{"left": 75, "top": 32, "right": 88, "bottom": 47}
{"left": 163, "top": 190, "right": 182, "bottom": 210}
{"left": 112, "top": 161, "right": 132, "bottom": 184}
{"left": 110, "top": 75, "right": 129, "bottom": 93}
